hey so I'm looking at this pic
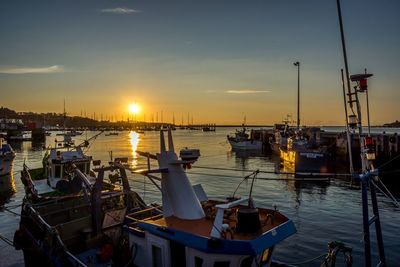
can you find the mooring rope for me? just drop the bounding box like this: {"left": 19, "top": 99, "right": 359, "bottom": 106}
{"left": 284, "top": 252, "right": 327, "bottom": 265}
{"left": 0, "top": 233, "right": 14, "bottom": 247}
{"left": 372, "top": 180, "right": 400, "bottom": 208}
{"left": 376, "top": 152, "right": 400, "bottom": 170}
{"left": 2, "top": 207, "right": 21, "bottom": 216}
{"left": 192, "top": 165, "right": 352, "bottom": 178}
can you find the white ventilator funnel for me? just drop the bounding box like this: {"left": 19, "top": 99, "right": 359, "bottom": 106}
{"left": 157, "top": 129, "right": 205, "bottom": 220}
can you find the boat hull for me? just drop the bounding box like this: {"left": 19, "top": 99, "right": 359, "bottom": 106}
{"left": 228, "top": 139, "right": 263, "bottom": 150}
{"left": 0, "top": 152, "right": 15, "bottom": 176}
{"left": 280, "top": 148, "right": 329, "bottom": 175}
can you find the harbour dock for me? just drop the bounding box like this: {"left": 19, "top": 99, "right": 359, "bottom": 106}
{"left": 249, "top": 128, "right": 400, "bottom": 172}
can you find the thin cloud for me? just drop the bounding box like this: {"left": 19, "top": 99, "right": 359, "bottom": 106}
{"left": 0, "top": 65, "right": 64, "bottom": 74}
{"left": 225, "top": 90, "right": 271, "bottom": 94}
{"left": 100, "top": 8, "right": 142, "bottom": 14}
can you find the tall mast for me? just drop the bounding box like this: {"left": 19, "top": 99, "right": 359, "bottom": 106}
{"left": 293, "top": 61, "right": 300, "bottom": 129}
{"left": 336, "top": 1, "right": 386, "bottom": 266}
{"left": 63, "top": 98, "right": 66, "bottom": 129}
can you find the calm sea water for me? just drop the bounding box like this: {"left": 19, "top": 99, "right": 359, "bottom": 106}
{"left": 1, "top": 128, "right": 399, "bottom": 267}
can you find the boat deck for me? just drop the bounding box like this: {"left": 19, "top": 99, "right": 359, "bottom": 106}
{"left": 129, "top": 200, "right": 289, "bottom": 241}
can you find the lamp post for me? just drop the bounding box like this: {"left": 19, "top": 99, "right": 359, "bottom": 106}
{"left": 293, "top": 61, "right": 300, "bottom": 130}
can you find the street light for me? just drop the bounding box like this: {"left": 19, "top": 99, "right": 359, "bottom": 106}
{"left": 293, "top": 61, "right": 300, "bottom": 130}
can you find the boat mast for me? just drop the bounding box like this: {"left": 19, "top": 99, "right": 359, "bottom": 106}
{"left": 336, "top": 1, "right": 386, "bottom": 266}
{"left": 63, "top": 98, "right": 66, "bottom": 130}
{"left": 293, "top": 61, "right": 300, "bottom": 130}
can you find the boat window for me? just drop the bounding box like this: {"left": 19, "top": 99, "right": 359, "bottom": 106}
{"left": 152, "top": 245, "right": 163, "bottom": 267}
{"left": 170, "top": 240, "right": 186, "bottom": 267}
{"left": 240, "top": 256, "right": 254, "bottom": 267}
{"left": 213, "top": 261, "right": 230, "bottom": 267}
{"left": 54, "top": 165, "right": 62, "bottom": 178}
{"left": 194, "top": 257, "right": 204, "bottom": 267}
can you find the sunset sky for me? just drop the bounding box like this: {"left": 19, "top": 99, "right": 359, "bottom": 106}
{"left": 1, "top": 0, "right": 399, "bottom": 125}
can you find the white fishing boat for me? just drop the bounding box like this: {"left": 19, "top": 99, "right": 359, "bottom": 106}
{"left": 0, "top": 138, "right": 15, "bottom": 177}
{"left": 125, "top": 129, "right": 296, "bottom": 267}
{"left": 227, "top": 127, "right": 263, "bottom": 150}
{"left": 179, "top": 147, "right": 200, "bottom": 161}
{"left": 26, "top": 133, "right": 101, "bottom": 193}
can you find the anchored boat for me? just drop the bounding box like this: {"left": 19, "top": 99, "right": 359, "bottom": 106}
{"left": 28, "top": 134, "right": 98, "bottom": 193}
{"left": 125, "top": 129, "right": 296, "bottom": 267}
{"left": 0, "top": 138, "right": 15, "bottom": 177}
{"left": 179, "top": 147, "right": 200, "bottom": 162}
{"left": 14, "top": 160, "right": 148, "bottom": 267}
{"left": 227, "top": 127, "right": 263, "bottom": 150}
{"left": 279, "top": 131, "right": 329, "bottom": 175}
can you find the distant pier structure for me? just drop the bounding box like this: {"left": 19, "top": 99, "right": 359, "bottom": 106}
{"left": 249, "top": 128, "right": 400, "bottom": 173}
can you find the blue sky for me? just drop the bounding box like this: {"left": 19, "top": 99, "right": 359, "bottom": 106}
{"left": 1, "top": 0, "right": 399, "bottom": 125}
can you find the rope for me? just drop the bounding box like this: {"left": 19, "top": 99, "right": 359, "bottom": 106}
{"left": 2, "top": 207, "right": 22, "bottom": 217}
{"left": 123, "top": 243, "right": 138, "bottom": 267}
{"left": 376, "top": 152, "right": 400, "bottom": 169}
{"left": 3, "top": 203, "right": 22, "bottom": 209}
{"left": 377, "top": 169, "right": 400, "bottom": 175}
{"left": 0, "top": 233, "right": 14, "bottom": 247}
{"left": 193, "top": 165, "right": 255, "bottom": 172}
{"left": 372, "top": 180, "right": 400, "bottom": 208}
{"left": 188, "top": 171, "right": 330, "bottom": 182}
{"left": 193, "top": 165, "right": 352, "bottom": 177}
{"left": 284, "top": 252, "right": 327, "bottom": 265}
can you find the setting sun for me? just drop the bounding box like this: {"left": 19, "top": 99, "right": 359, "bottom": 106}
{"left": 128, "top": 103, "right": 140, "bottom": 114}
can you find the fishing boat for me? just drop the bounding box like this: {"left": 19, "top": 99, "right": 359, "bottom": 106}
{"left": 0, "top": 138, "right": 15, "bottom": 177}
{"left": 56, "top": 130, "right": 83, "bottom": 137}
{"left": 14, "top": 160, "right": 148, "bottom": 267}
{"left": 179, "top": 147, "right": 200, "bottom": 161}
{"left": 272, "top": 62, "right": 329, "bottom": 176}
{"left": 27, "top": 133, "right": 101, "bottom": 192}
{"left": 279, "top": 130, "right": 329, "bottom": 175}
{"left": 227, "top": 127, "right": 263, "bottom": 150}
{"left": 125, "top": 129, "right": 296, "bottom": 267}
{"left": 105, "top": 131, "right": 119, "bottom": 136}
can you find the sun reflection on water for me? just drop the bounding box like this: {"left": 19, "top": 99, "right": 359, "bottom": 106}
{"left": 129, "top": 131, "right": 139, "bottom": 168}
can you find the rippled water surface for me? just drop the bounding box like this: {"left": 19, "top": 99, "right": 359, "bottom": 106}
{"left": 1, "top": 128, "right": 399, "bottom": 267}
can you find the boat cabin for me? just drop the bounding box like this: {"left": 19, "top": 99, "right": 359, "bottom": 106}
{"left": 45, "top": 146, "right": 92, "bottom": 188}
